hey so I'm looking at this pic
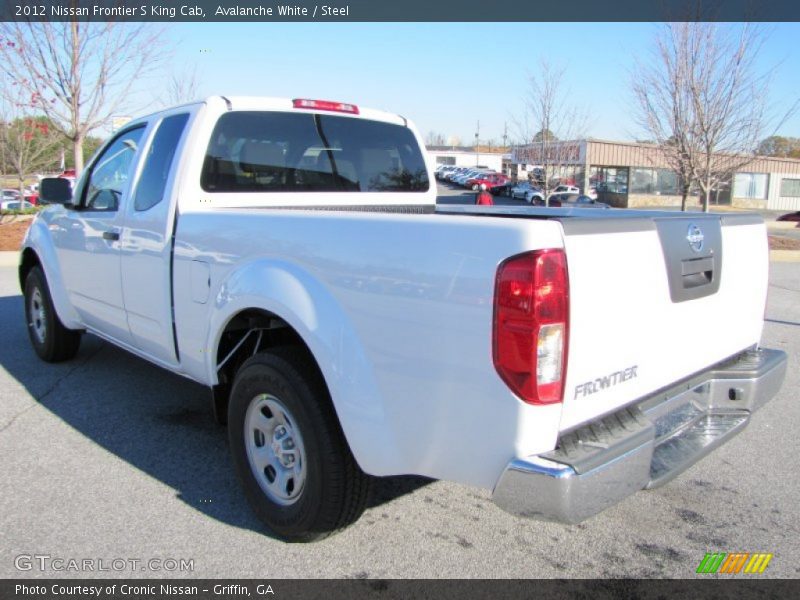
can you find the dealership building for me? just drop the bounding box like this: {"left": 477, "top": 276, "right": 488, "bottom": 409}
{"left": 510, "top": 139, "right": 800, "bottom": 211}
{"left": 427, "top": 146, "right": 507, "bottom": 174}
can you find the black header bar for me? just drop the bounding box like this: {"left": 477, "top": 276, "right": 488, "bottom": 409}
{"left": 1, "top": 0, "right": 800, "bottom": 22}
{"left": 2, "top": 579, "right": 799, "bottom": 600}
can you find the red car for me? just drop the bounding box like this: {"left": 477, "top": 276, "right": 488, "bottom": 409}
{"left": 466, "top": 173, "right": 509, "bottom": 191}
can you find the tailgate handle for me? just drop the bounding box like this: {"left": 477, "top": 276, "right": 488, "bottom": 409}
{"left": 681, "top": 256, "right": 714, "bottom": 289}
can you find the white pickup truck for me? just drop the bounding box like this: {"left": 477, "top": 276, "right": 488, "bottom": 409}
{"left": 23, "top": 97, "right": 786, "bottom": 541}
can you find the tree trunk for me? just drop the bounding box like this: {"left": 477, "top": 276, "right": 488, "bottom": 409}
{"left": 703, "top": 187, "right": 711, "bottom": 213}
{"left": 73, "top": 134, "right": 84, "bottom": 176}
{"left": 17, "top": 175, "right": 26, "bottom": 199}
{"left": 680, "top": 184, "right": 688, "bottom": 211}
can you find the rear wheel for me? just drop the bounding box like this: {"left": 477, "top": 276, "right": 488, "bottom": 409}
{"left": 24, "top": 266, "right": 81, "bottom": 362}
{"left": 228, "top": 349, "right": 371, "bottom": 542}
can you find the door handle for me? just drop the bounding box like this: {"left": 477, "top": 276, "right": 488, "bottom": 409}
{"left": 103, "top": 230, "right": 120, "bottom": 241}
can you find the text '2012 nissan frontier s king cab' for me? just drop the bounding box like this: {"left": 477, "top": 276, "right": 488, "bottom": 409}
{"left": 22, "top": 96, "right": 787, "bottom": 541}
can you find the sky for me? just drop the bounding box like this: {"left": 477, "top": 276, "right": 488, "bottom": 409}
{"left": 133, "top": 22, "right": 800, "bottom": 146}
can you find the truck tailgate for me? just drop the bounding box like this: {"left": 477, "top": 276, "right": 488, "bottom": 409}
{"left": 559, "top": 214, "right": 768, "bottom": 431}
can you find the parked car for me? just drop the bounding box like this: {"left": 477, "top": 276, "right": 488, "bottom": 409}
{"left": 776, "top": 211, "right": 800, "bottom": 223}
{"left": 490, "top": 181, "right": 514, "bottom": 196}
{"left": 456, "top": 168, "right": 495, "bottom": 186}
{"left": 444, "top": 167, "right": 468, "bottom": 182}
{"left": 552, "top": 185, "right": 580, "bottom": 195}
{"left": 453, "top": 170, "right": 484, "bottom": 186}
{"left": 547, "top": 193, "right": 610, "bottom": 208}
{"left": 2, "top": 189, "right": 21, "bottom": 202}
{"left": 0, "top": 199, "right": 35, "bottom": 211}
{"left": 466, "top": 173, "right": 507, "bottom": 191}
{"left": 510, "top": 182, "right": 544, "bottom": 203}
{"left": 435, "top": 165, "right": 457, "bottom": 180}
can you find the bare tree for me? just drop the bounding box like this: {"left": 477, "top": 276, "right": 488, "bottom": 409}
{"left": 0, "top": 75, "right": 63, "bottom": 194}
{"left": 425, "top": 131, "right": 446, "bottom": 147}
{"left": 634, "top": 23, "right": 797, "bottom": 212}
{"left": 167, "top": 65, "right": 201, "bottom": 106}
{"left": 0, "top": 16, "right": 167, "bottom": 176}
{"left": 632, "top": 26, "right": 697, "bottom": 210}
{"left": 514, "top": 60, "right": 589, "bottom": 205}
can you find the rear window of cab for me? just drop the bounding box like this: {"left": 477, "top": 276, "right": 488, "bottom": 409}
{"left": 201, "top": 111, "right": 429, "bottom": 193}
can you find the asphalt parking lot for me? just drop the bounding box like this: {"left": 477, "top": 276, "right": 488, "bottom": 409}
{"left": 0, "top": 230, "right": 798, "bottom": 578}
{"left": 436, "top": 181, "right": 522, "bottom": 205}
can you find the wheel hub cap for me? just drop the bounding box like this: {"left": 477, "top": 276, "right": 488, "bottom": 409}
{"left": 244, "top": 394, "right": 306, "bottom": 506}
{"left": 28, "top": 288, "right": 47, "bottom": 344}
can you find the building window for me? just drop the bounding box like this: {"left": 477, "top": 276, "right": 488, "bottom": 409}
{"left": 630, "top": 168, "right": 680, "bottom": 195}
{"left": 733, "top": 173, "right": 768, "bottom": 199}
{"left": 779, "top": 178, "right": 800, "bottom": 197}
{"left": 590, "top": 167, "right": 629, "bottom": 193}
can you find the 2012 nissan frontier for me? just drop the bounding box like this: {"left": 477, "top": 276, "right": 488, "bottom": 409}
{"left": 21, "top": 96, "right": 787, "bottom": 541}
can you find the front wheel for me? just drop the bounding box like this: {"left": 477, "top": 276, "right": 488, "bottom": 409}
{"left": 24, "top": 266, "right": 81, "bottom": 362}
{"left": 228, "top": 349, "right": 371, "bottom": 542}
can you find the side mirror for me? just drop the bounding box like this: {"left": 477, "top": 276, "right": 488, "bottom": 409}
{"left": 39, "top": 177, "right": 73, "bottom": 206}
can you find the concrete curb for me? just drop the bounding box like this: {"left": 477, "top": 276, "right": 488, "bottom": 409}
{"left": 0, "top": 251, "right": 20, "bottom": 267}
{"left": 770, "top": 250, "right": 800, "bottom": 263}
{"left": 767, "top": 221, "right": 799, "bottom": 231}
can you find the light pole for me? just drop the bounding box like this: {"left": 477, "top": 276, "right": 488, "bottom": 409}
{"left": 474, "top": 120, "right": 479, "bottom": 166}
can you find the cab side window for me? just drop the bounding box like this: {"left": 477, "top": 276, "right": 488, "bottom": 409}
{"left": 84, "top": 127, "right": 145, "bottom": 211}
{"left": 134, "top": 114, "right": 190, "bottom": 211}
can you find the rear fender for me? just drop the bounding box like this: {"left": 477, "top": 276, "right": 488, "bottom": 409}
{"left": 206, "top": 258, "right": 401, "bottom": 474}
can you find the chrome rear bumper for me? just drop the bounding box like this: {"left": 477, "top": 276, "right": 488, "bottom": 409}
{"left": 492, "top": 347, "right": 787, "bottom": 523}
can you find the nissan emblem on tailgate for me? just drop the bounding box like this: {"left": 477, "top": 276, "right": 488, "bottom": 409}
{"left": 687, "top": 223, "right": 704, "bottom": 253}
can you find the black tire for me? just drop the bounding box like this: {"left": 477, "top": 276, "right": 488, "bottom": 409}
{"left": 228, "top": 349, "right": 371, "bottom": 542}
{"left": 24, "top": 266, "right": 81, "bottom": 362}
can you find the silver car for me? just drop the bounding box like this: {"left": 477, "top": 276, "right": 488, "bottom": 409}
{"left": 510, "top": 182, "right": 544, "bottom": 203}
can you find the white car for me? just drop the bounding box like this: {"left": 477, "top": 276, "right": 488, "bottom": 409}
{"left": 552, "top": 184, "right": 580, "bottom": 195}
{"left": 0, "top": 200, "right": 35, "bottom": 211}
{"left": 2, "top": 189, "right": 21, "bottom": 202}
{"left": 435, "top": 165, "right": 456, "bottom": 180}
{"left": 20, "top": 95, "right": 786, "bottom": 541}
{"left": 551, "top": 185, "right": 598, "bottom": 199}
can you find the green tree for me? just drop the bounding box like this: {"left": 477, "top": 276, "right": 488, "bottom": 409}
{"left": 533, "top": 129, "right": 557, "bottom": 142}
{"left": 1, "top": 78, "right": 63, "bottom": 192}
{"left": 757, "top": 136, "right": 800, "bottom": 158}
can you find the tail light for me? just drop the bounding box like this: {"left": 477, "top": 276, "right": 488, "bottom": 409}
{"left": 292, "top": 98, "right": 359, "bottom": 114}
{"left": 493, "top": 249, "right": 569, "bottom": 404}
